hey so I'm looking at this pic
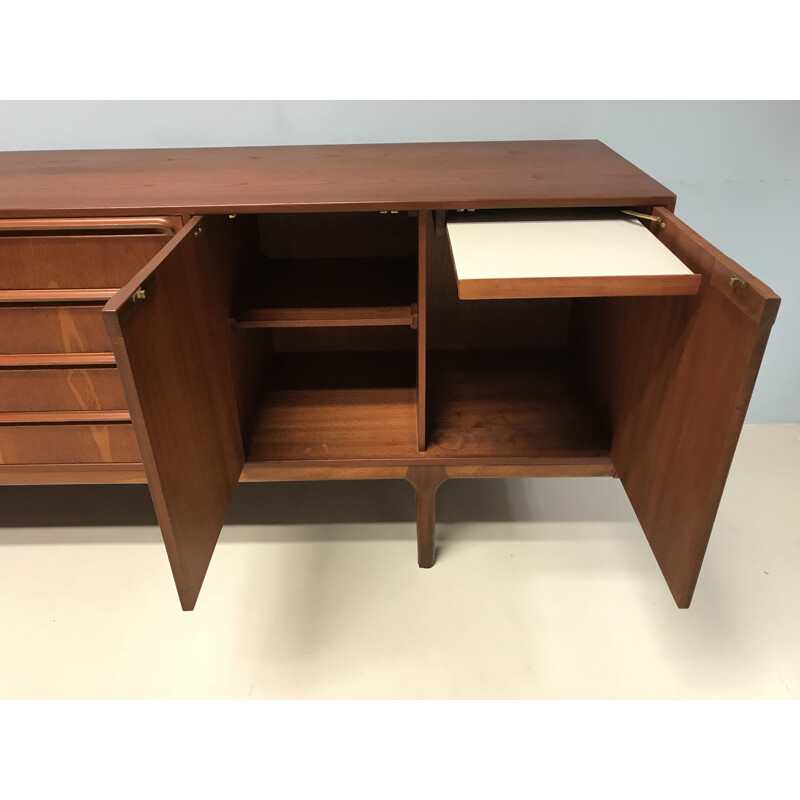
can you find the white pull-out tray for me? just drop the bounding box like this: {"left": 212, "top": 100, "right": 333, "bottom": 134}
{"left": 447, "top": 216, "right": 701, "bottom": 299}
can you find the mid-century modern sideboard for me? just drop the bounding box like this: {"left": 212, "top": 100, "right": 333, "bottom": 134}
{"left": 0, "top": 140, "right": 780, "bottom": 610}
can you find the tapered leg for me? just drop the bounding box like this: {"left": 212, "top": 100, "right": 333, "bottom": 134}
{"left": 405, "top": 465, "right": 447, "bottom": 568}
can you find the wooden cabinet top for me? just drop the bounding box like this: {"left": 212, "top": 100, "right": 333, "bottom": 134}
{"left": 0, "top": 140, "right": 675, "bottom": 217}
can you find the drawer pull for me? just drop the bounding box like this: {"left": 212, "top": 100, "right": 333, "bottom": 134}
{"left": 0, "top": 411, "right": 131, "bottom": 425}
{"left": 0, "top": 217, "right": 181, "bottom": 235}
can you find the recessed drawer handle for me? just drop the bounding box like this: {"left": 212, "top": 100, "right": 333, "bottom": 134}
{"left": 0, "top": 216, "right": 180, "bottom": 235}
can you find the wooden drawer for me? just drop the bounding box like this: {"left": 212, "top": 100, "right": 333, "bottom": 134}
{"left": 0, "top": 217, "right": 178, "bottom": 291}
{"left": 0, "top": 305, "right": 111, "bottom": 355}
{"left": 0, "top": 367, "right": 127, "bottom": 412}
{"left": 0, "top": 423, "right": 141, "bottom": 464}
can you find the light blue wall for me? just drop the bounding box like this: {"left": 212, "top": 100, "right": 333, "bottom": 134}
{"left": 1, "top": 100, "right": 797, "bottom": 422}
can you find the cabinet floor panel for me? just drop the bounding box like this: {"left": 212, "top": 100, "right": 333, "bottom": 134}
{"left": 246, "top": 349, "right": 611, "bottom": 466}
{"left": 246, "top": 351, "right": 418, "bottom": 462}
{"left": 426, "top": 350, "right": 611, "bottom": 461}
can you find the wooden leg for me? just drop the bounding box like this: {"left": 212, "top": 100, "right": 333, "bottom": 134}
{"left": 405, "top": 465, "right": 447, "bottom": 568}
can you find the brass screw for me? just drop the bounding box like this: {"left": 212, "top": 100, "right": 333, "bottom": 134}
{"left": 730, "top": 275, "right": 747, "bottom": 290}
{"left": 193, "top": 227, "right": 203, "bottom": 238}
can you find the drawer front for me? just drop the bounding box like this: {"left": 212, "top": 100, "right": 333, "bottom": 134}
{"left": 0, "top": 368, "right": 127, "bottom": 412}
{"left": 0, "top": 423, "right": 141, "bottom": 464}
{"left": 0, "top": 305, "right": 111, "bottom": 354}
{"left": 0, "top": 222, "right": 176, "bottom": 291}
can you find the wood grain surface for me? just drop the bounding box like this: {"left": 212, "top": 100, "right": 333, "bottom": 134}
{"left": 456, "top": 273, "right": 701, "bottom": 300}
{"left": 0, "top": 233, "right": 171, "bottom": 290}
{"left": 0, "top": 367, "right": 126, "bottom": 412}
{"left": 405, "top": 465, "right": 447, "bottom": 567}
{"left": 416, "top": 214, "right": 428, "bottom": 450}
{"left": 246, "top": 349, "right": 611, "bottom": 466}
{"left": 574, "top": 207, "right": 780, "bottom": 607}
{"left": 0, "top": 463, "right": 146, "bottom": 484}
{"left": 104, "top": 215, "right": 248, "bottom": 610}
{"left": 0, "top": 423, "right": 140, "bottom": 464}
{"left": 0, "top": 305, "right": 112, "bottom": 354}
{"left": 0, "top": 141, "right": 675, "bottom": 216}
{"left": 237, "top": 306, "right": 414, "bottom": 328}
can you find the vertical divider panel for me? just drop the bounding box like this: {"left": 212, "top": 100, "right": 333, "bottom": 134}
{"left": 416, "top": 212, "right": 428, "bottom": 451}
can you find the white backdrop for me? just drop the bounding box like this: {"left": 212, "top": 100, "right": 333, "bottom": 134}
{"left": 1, "top": 100, "right": 797, "bottom": 422}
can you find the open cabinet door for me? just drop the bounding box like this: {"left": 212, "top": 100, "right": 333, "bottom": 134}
{"left": 103, "top": 215, "right": 252, "bottom": 609}
{"left": 576, "top": 207, "right": 780, "bottom": 608}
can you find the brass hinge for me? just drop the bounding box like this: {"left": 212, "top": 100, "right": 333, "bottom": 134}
{"left": 730, "top": 275, "right": 747, "bottom": 290}
{"left": 621, "top": 209, "right": 666, "bottom": 229}
{"left": 131, "top": 287, "right": 146, "bottom": 302}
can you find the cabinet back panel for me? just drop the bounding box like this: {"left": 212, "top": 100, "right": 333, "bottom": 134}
{"left": 271, "top": 326, "right": 416, "bottom": 352}
{"left": 257, "top": 212, "right": 417, "bottom": 259}
{"left": 426, "top": 214, "right": 571, "bottom": 350}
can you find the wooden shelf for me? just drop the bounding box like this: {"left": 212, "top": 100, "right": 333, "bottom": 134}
{"left": 246, "top": 349, "right": 611, "bottom": 466}
{"left": 235, "top": 257, "right": 417, "bottom": 329}
{"left": 238, "top": 305, "right": 415, "bottom": 329}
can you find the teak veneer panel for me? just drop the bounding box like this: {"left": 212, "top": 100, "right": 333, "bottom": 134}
{"left": 258, "top": 211, "right": 418, "bottom": 259}
{"left": 417, "top": 213, "right": 428, "bottom": 450}
{"left": 0, "top": 423, "right": 140, "bottom": 465}
{"left": 238, "top": 306, "right": 415, "bottom": 328}
{"left": 0, "top": 233, "right": 172, "bottom": 290}
{"left": 0, "top": 367, "right": 126, "bottom": 413}
{"left": 0, "top": 463, "right": 147, "bottom": 484}
{"left": 0, "top": 305, "right": 112, "bottom": 355}
{"left": 426, "top": 350, "right": 611, "bottom": 462}
{"left": 246, "top": 350, "right": 611, "bottom": 466}
{"left": 103, "top": 215, "right": 252, "bottom": 611}
{"left": 238, "top": 256, "right": 417, "bottom": 312}
{"left": 247, "top": 351, "right": 418, "bottom": 463}
{"left": 0, "top": 141, "right": 675, "bottom": 216}
{"left": 575, "top": 207, "right": 780, "bottom": 607}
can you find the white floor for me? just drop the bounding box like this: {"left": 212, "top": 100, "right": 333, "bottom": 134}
{"left": 0, "top": 424, "right": 798, "bottom": 699}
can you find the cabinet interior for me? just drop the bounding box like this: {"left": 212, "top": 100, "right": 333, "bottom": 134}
{"left": 220, "top": 210, "right": 636, "bottom": 467}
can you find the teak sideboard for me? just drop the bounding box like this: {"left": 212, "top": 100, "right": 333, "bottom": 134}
{"left": 0, "top": 141, "right": 780, "bottom": 610}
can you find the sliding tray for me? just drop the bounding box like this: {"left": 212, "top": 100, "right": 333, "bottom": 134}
{"left": 447, "top": 211, "right": 702, "bottom": 299}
